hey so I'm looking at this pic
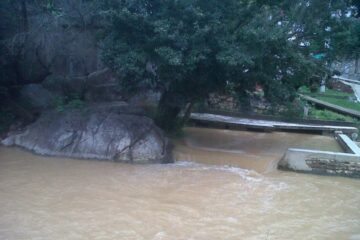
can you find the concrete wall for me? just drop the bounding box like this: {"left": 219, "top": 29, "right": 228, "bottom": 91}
{"left": 336, "top": 133, "right": 360, "bottom": 154}
{"left": 279, "top": 148, "right": 360, "bottom": 178}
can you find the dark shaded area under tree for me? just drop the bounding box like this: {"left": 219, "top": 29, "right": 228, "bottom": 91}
{"left": 1, "top": 0, "right": 359, "bottom": 133}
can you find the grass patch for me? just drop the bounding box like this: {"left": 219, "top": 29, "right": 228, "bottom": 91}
{"left": 309, "top": 108, "right": 359, "bottom": 122}
{"left": 55, "top": 96, "right": 85, "bottom": 112}
{"left": 299, "top": 86, "right": 360, "bottom": 112}
{"left": 315, "top": 96, "right": 360, "bottom": 111}
{"left": 315, "top": 89, "right": 352, "bottom": 98}
{"left": 299, "top": 86, "right": 353, "bottom": 98}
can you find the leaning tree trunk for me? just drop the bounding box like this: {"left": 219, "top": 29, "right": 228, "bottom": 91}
{"left": 20, "top": 0, "right": 29, "bottom": 32}
{"left": 180, "top": 101, "right": 194, "bottom": 127}
{"left": 155, "top": 92, "right": 182, "bottom": 133}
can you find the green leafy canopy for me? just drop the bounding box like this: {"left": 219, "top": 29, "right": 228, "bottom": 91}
{"left": 99, "top": 0, "right": 360, "bottom": 129}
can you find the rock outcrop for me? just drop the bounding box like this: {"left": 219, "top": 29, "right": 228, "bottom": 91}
{"left": 2, "top": 103, "right": 172, "bottom": 164}
{"left": 19, "top": 84, "right": 57, "bottom": 109}
{"left": 42, "top": 68, "right": 123, "bottom": 102}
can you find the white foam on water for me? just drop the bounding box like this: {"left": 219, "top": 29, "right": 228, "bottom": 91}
{"left": 153, "top": 231, "right": 167, "bottom": 240}
{"left": 173, "top": 160, "right": 289, "bottom": 190}
{"left": 350, "top": 234, "right": 360, "bottom": 240}
{"left": 225, "top": 217, "right": 238, "bottom": 224}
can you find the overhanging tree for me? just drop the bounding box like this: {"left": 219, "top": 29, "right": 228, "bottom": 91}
{"left": 101, "top": 0, "right": 360, "bottom": 131}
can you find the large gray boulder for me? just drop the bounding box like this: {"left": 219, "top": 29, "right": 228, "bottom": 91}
{"left": 19, "top": 84, "right": 56, "bottom": 109}
{"left": 42, "top": 74, "right": 83, "bottom": 97}
{"left": 2, "top": 103, "right": 172, "bottom": 164}
{"left": 43, "top": 69, "right": 123, "bottom": 102}
{"left": 84, "top": 68, "right": 123, "bottom": 102}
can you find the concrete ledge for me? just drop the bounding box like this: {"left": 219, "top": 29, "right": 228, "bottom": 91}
{"left": 333, "top": 75, "right": 360, "bottom": 85}
{"left": 279, "top": 148, "right": 360, "bottom": 178}
{"left": 190, "top": 113, "right": 358, "bottom": 136}
{"left": 300, "top": 94, "right": 360, "bottom": 119}
{"left": 190, "top": 118, "right": 274, "bottom": 132}
{"left": 195, "top": 109, "right": 358, "bottom": 127}
{"left": 335, "top": 132, "right": 360, "bottom": 154}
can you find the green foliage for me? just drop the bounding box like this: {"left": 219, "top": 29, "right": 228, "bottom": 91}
{"left": 55, "top": 95, "right": 85, "bottom": 112}
{"left": 309, "top": 108, "right": 359, "bottom": 122}
{"left": 331, "top": 14, "right": 360, "bottom": 59}
{"left": 101, "top": 0, "right": 230, "bottom": 101}
{"left": 300, "top": 86, "right": 360, "bottom": 111}
{"left": 315, "top": 96, "right": 360, "bottom": 111}
{"left": 89, "top": 1, "right": 360, "bottom": 130}
{"left": 0, "top": 1, "right": 357, "bottom": 132}
{"left": 309, "top": 84, "right": 319, "bottom": 93}
{"left": 279, "top": 100, "right": 306, "bottom": 119}
{"left": 299, "top": 86, "right": 353, "bottom": 97}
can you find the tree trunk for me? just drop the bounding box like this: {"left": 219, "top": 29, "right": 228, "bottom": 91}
{"left": 20, "top": 0, "right": 29, "bottom": 32}
{"left": 180, "top": 102, "right": 194, "bottom": 126}
{"left": 355, "top": 54, "right": 359, "bottom": 74}
{"left": 155, "top": 92, "right": 181, "bottom": 133}
{"left": 320, "top": 74, "right": 327, "bottom": 93}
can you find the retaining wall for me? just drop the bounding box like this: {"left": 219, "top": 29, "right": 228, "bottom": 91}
{"left": 279, "top": 148, "right": 360, "bottom": 178}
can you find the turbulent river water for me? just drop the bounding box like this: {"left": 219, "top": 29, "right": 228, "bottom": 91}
{"left": 1, "top": 127, "right": 360, "bottom": 240}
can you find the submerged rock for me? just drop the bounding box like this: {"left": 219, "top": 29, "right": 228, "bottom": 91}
{"left": 2, "top": 103, "right": 172, "bottom": 164}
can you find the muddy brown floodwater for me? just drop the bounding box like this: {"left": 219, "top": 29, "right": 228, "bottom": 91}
{"left": 1, "top": 127, "right": 360, "bottom": 240}
{"left": 174, "top": 127, "right": 343, "bottom": 173}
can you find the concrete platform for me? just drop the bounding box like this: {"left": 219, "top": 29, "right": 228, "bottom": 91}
{"left": 279, "top": 132, "right": 360, "bottom": 178}
{"left": 279, "top": 148, "right": 360, "bottom": 178}
{"left": 190, "top": 113, "right": 358, "bottom": 137}
{"left": 336, "top": 133, "right": 360, "bottom": 154}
